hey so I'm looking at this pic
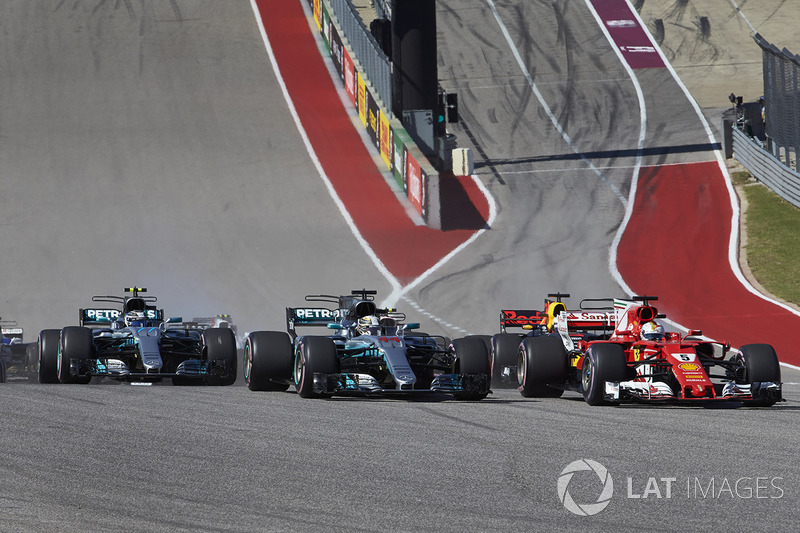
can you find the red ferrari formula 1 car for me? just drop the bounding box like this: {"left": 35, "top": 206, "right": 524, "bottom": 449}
{"left": 492, "top": 294, "right": 783, "bottom": 406}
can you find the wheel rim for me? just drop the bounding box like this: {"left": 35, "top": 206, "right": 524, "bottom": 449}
{"left": 581, "top": 355, "right": 592, "bottom": 392}
{"left": 293, "top": 349, "right": 304, "bottom": 386}
{"left": 517, "top": 347, "right": 525, "bottom": 386}
{"left": 734, "top": 354, "right": 747, "bottom": 383}
{"left": 56, "top": 342, "right": 63, "bottom": 378}
{"left": 243, "top": 343, "right": 252, "bottom": 382}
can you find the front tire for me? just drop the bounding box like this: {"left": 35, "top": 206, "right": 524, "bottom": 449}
{"left": 491, "top": 333, "right": 521, "bottom": 388}
{"left": 581, "top": 343, "right": 627, "bottom": 406}
{"left": 38, "top": 330, "right": 60, "bottom": 384}
{"left": 244, "top": 331, "right": 293, "bottom": 391}
{"left": 203, "top": 328, "right": 238, "bottom": 386}
{"left": 734, "top": 343, "right": 781, "bottom": 406}
{"left": 451, "top": 336, "right": 491, "bottom": 400}
{"left": 58, "top": 327, "right": 93, "bottom": 384}
{"left": 294, "top": 336, "right": 338, "bottom": 398}
{"left": 517, "top": 336, "right": 566, "bottom": 398}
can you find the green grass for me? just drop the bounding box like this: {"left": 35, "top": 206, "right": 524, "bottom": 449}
{"left": 740, "top": 175, "right": 800, "bottom": 304}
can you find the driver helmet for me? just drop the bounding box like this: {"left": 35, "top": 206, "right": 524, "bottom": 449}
{"left": 124, "top": 310, "right": 148, "bottom": 327}
{"left": 641, "top": 320, "right": 665, "bottom": 341}
{"left": 356, "top": 315, "right": 380, "bottom": 336}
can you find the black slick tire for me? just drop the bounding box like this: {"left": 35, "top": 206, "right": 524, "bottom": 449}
{"left": 38, "top": 330, "right": 60, "bottom": 384}
{"left": 203, "top": 328, "right": 238, "bottom": 386}
{"left": 517, "top": 336, "right": 566, "bottom": 398}
{"left": 58, "top": 327, "right": 93, "bottom": 384}
{"left": 734, "top": 343, "right": 781, "bottom": 406}
{"left": 491, "top": 333, "right": 521, "bottom": 388}
{"left": 451, "top": 336, "right": 491, "bottom": 400}
{"left": 294, "top": 336, "right": 338, "bottom": 398}
{"left": 244, "top": 331, "right": 293, "bottom": 391}
{"left": 581, "top": 343, "right": 627, "bottom": 406}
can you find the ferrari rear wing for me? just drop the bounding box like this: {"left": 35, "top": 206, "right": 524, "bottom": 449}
{"left": 559, "top": 310, "right": 616, "bottom": 330}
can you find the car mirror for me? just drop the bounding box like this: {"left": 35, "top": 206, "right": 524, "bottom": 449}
{"left": 167, "top": 317, "right": 182, "bottom": 323}
{"left": 403, "top": 323, "right": 420, "bottom": 330}
{"left": 327, "top": 323, "right": 344, "bottom": 330}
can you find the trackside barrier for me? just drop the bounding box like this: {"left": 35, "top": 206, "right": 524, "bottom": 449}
{"left": 308, "top": 0, "right": 442, "bottom": 229}
{"left": 732, "top": 127, "right": 800, "bottom": 209}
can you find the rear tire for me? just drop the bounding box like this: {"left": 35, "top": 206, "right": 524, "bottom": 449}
{"left": 517, "top": 336, "right": 566, "bottom": 398}
{"left": 203, "top": 328, "right": 238, "bottom": 386}
{"left": 491, "top": 333, "right": 521, "bottom": 388}
{"left": 27, "top": 343, "right": 39, "bottom": 381}
{"left": 451, "top": 336, "right": 490, "bottom": 400}
{"left": 38, "top": 330, "right": 60, "bottom": 384}
{"left": 244, "top": 331, "right": 293, "bottom": 391}
{"left": 58, "top": 327, "right": 93, "bottom": 384}
{"left": 294, "top": 336, "right": 338, "bottom": 398}
{"left": 581, "top": 343, "right": 627, "bottom": 406}
{"left": 0, "top": 361, "right": 6, "bottom": 383}
{"left": 734, "top": 343, "right": 781, "bottom": 406}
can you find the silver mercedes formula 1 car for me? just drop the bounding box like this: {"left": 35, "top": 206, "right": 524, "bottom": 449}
{"left": 243, "top": 289, "right": 491, "bottom": 399}
{"left": 38, "top": 287, "right": 237, "bottom": 386}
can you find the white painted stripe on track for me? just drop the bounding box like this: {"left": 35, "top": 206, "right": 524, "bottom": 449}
{"left": 582, "top": 0, "right": 646, "bottom": 299}
{"left": 383, "top": 174, "right": 498, "bottom": 321}
{"left": 248, "top": 0, "right": 401, "bottom": 294}
{"left": 728, "top": 0, "right": 758, "bottom": 35}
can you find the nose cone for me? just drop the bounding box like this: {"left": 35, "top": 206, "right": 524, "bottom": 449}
{"left": 687, "top": 384, "right": 712, "bottom": 398}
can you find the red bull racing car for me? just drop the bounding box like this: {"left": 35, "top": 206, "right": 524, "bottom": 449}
{"left": 491, "top": 294, "right": 783, "bottom": 406}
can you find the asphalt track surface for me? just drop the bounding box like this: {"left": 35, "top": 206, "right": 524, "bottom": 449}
{"left": 2, "top": 0, "right": 800, "bottom": 531}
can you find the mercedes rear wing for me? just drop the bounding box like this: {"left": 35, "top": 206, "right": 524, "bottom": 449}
{"left": 286, "top": 306, "right": 343, "bottom": 339}
{"left": 80, "top": 307, "right": 164, "bottom": 328}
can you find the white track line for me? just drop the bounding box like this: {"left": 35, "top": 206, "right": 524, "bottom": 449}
{"left": 728, "top": 0, "right": 758, "bottom": 35}
{"left": 383, "top": 175, "right": 497, "bottom": 311}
